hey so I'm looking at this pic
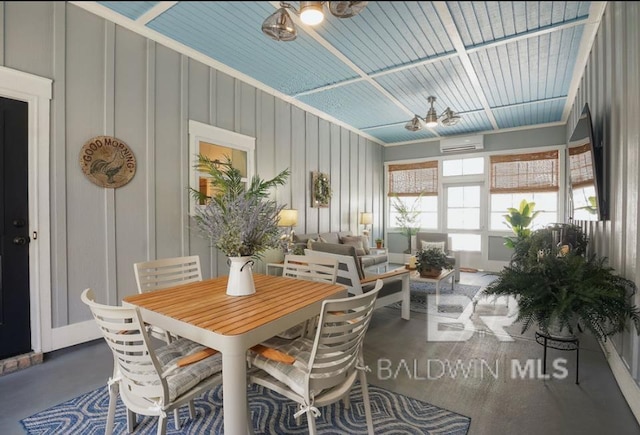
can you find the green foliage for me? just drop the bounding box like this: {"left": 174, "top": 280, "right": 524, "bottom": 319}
{"left": 483, "top": 226, "right": 640, "bottom": 342}
{"left": 190, "top": 155, "right": 290, "bottom": 258}
{"left": 415, "top": 248, "right": 453, "bottom": 273}
{"left": 391, "top": 194, "right": 422, "bottom": 253}
{"left": 503, "top": 199, "right": 541, "bottom": 248}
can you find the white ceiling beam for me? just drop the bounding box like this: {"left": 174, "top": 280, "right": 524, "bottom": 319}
{"left": 137, "top": 2, "right": 177, "bottom": 25}
{"left": 432, "top": 2, "right": 499, "bottom": 131}
{"left": 561, "top": 1, "right": 607, "bottom": 123}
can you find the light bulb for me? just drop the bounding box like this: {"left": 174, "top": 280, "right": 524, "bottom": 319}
{"left": 300, "top": 2, "right": 324, "bottom": 25}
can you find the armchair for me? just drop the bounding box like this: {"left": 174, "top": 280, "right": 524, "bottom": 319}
{"left": 415, "top": 232, "right": 460, "bottom": 282}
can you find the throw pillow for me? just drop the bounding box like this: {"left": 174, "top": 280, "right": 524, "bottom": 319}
{"left": 306, "top": 238, "right": 316, "bottom": 249}
{"left": 341, "top": 235, "right": 370, "bottom": 255}
{"left": 421, "top": 240, "right": 446, "bottom": 253}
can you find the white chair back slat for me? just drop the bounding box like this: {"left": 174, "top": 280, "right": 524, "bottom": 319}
{"left": 283, "top": 254, "right": 338, "bottom": 285}
{"left": 81, "top": 288, "right": 226, "bottom": 434}
{"left": 134, "top": 256, "right": 202, "bottom": 293}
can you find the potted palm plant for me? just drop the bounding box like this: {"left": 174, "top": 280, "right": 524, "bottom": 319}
{"left": 483, "top": 226, "right": 640, "bottom": 341}
{"left": 415, "top": 247, "right": 453, "bottom": 278}
{"left": 191, "top": 155, "right": 289, "bottom": 296}
{"left": 391, "top": 193, "right": 421, "bottom": 254}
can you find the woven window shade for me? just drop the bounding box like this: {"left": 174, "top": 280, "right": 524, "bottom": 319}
{"left": 388, "top": 160, "right": 438, "bottom": 197}
{"left": 490, "top": 150, "right": 559, "bottom": 194}
{"left": 568, "top": 144, "right": 595, "bottom": 188}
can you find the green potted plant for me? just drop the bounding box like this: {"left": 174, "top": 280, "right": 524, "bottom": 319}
{"left": 415, "top": 247, "right": 453, "bottom": 278}
{"left": 191, "top": 155, "right": 290, "bottom": 296}
{"left": 375, "top": 238, "right": 383, "bottom": 249}
{"left": 483, "top": 226, "right": 640, "bottom": 341}
{"left": 503, "top": 199, "right": 540, "bottom": 249}
{"left": 391, "top": 193, "right": 421, "bottom": 254}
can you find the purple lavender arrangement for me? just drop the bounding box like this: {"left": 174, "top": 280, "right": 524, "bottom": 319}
{"left": 192, "top": 155, "right": 290, "bottom": 259}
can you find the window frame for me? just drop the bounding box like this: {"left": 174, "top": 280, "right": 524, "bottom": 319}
{"left": 188, "top": 120, "right": 255, "bottom": 216}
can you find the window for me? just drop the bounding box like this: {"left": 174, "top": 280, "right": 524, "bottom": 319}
{"left": 189, "top": 121, "right": 255, "bottom": 215}
{"left": 442, "top": 157, "right": 484, "bottom": 177}
{"left": 388, "top": 160, "right": 438, "bottom": 229}
{"left": 389, "top": 195, "right": 438, "bottom": 229}
{"left": 489, "top": 151, "right": 559, "bottom": 230}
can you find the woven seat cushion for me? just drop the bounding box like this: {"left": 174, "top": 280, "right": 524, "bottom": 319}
{"left": 154, "top": 337, "right": 222, "bottom": 402}
{"left": 249, "top": 337, "right": 348, "bottom": 397}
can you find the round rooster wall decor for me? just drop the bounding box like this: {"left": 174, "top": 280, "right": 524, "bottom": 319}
{"left": 79, "top": 136, "right": 136, "bottom": 188}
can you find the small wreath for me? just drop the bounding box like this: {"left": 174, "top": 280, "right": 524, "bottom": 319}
{"left": 312, "top": 172, "right": 332, "bottom": 207}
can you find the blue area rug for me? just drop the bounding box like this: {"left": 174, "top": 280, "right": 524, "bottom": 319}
{"left": 388, "top": 281, "right": 482, "bottom": 315}
{"left": 21, "top": 383, "right": 470, "bottom": 434}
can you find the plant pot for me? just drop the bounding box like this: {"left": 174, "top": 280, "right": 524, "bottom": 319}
{"left": 419, "top": 267, "right": 442, "bottom": 278}
{"left": 376, "top": 242, "right": 383, "bottom": 249}
{"left": 540, "top": 319, "right": 578, "bottom": 339}
{"left": 226, "top": 256, "right": 256, "bottom": 296}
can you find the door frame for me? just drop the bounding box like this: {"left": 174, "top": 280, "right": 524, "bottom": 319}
{"left": 441, "top": 180, "right": 486, "bottom": 270}
{"left": 0, "top": 66, "right": 52, "bottom": 354}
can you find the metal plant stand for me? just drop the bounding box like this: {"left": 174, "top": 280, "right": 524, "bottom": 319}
{"left": 535, "top": 331, "right": 580, "bottom": 384}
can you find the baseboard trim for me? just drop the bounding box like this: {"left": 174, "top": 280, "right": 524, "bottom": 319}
{"left": 50, "top": 320, "right": 101, "bottom": 351}
{"left": 602, "top": 340, "right": 640, "bottom": 425}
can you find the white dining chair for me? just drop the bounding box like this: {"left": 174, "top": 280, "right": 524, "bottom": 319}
{"left": 81, "top": 288, "right": 222, "bottom": 435}
{"left": 277, "top": 254, "right": 339, "bottom": 339}
{"left": 133, "top": 255, "right": 202, "bottom": 342}
{"left": 247, "top": 279, "right": 383, "bottom": 435}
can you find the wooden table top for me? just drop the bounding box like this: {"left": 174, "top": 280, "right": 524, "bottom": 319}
{"left": 123, "top": 274, "right": 345, "bottom": 336}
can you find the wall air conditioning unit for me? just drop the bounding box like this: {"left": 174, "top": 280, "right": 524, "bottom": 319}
{"left": 439, "top": 134, "right": 484, "bottom": 154}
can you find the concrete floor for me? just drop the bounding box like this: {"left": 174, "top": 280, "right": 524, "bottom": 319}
{"left": 1, "top": 271, "right": 638, "bottom": 434}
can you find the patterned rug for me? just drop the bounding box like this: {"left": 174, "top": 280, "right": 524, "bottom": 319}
{"left": 387, "top": 281, "right": 482, "bottom": 316}
{"left": 21, "top": 383, "right": 471, "bottom": 434}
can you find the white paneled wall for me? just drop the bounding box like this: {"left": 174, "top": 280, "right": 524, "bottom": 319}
{"left": 0, "top": 2, "right": 384, "bottom": 337}
{"left": 568, "top": 1, "right": 640, "bottom": 422}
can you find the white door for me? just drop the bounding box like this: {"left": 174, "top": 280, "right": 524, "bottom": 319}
{"left": 443, "top": 183, "right": 484, "bottom": 270}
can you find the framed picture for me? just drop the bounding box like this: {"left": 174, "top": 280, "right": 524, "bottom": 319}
{"left": 311, "top": 171, "right": 331, "bottom": 208}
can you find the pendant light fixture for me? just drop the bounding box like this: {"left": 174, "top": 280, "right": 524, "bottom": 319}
{"left": 404, "top": 96, "right": 462, "bottom": 131}
{"left": 300, "top": 2, "right": 324, "bottom": 25}
{"left": 262, "top": 1, "right": 369, "bottom": 42}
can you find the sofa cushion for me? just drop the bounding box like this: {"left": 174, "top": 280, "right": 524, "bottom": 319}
{"left": 362, "top": 278, "right": 402, "bottom": 298}
{"left": 340, "top": 235, "right": 370, "bottom": 255}
{"left": 293, "top": 233, "right": 319, "bottom": 244}
{"left": 318, "top": 232, "right": 340, "bottom": 244}
{"left": 309, "top": 242, "right": 364, "bottom": 280}
{"left": 361, "top": 253, "right": 388, "bottom": 268}
{"left": 341, "top": 239, "right": 366, "bottom": 256}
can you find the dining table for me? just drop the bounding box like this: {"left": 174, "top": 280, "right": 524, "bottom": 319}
{"left": 122, "top": 273, "right": 347, "bottom": 434}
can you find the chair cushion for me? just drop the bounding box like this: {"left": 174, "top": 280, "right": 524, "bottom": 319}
{"left": 155, "top": 338, "right": 222, "bottom": 402}
{"left": 249, "top": 336, "right": 348, "bottom": 397}
{"left": 249, "top": 337, "right": 313, "bottom": 396}
{"left": 421, "top": 240, "right": 446, "bottom": 253}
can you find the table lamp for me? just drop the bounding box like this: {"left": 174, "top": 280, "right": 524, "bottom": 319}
{"left": 360, "top": 212, "right": 372, "bottom": 237}
{"left": 278, "top": 209, "right": 298, "bottom": 253}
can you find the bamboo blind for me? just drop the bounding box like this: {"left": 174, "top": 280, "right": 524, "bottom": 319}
{"left": 388, "top": 160, "right": 438, "bottom": 197}
{"left": 490, "top": 150, "right": 559, "bottom": 193}
{"left": 568, "top": 144, "right": 595, "bottom": 188}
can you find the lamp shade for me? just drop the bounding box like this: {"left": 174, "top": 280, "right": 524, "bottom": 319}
{"left": 359, "top": 212, "right": 373, "bottom": 225}
{"left": 278, "top": 209, "right": 298, "bottom": 227}
{"left": 262, "top": 7, "right": 297, "bottom": 41}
